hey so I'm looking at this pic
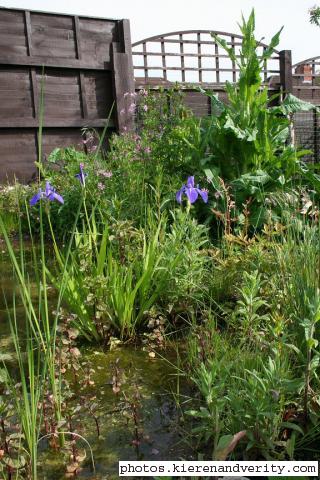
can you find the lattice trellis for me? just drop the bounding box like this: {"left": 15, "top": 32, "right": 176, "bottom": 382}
{"left": 293, "top": 57, "right": 320, "bottom": 101}
{"left": 132, "top": 30, "right": 280, "bottom": 86}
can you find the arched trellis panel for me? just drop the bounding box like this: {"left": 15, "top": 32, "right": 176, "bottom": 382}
{"left": 132, "top": 30, "right": 285, "bottom": 118}
{"left": 292, "top": 57, "right": 320, "bottom": 163}
{"left": 293, "top": 56, "right": 320, "bottom": 103}
{"left": 132, "top": 30, "right": 281, "bottom": 87}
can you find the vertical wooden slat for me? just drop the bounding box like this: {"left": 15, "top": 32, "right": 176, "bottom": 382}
{"left": 279, "top": 50, "right": 293, "bottom": 95}
{"left": 30, "top": 69, "right": 38, "bottom": 119}
{"left": 313, "top": 108, "right": 318, "bottom": 163}
{"left": 118, "top": 19, "right": 134, "bottom": 77}
{"left": 73, "top": 16, "right": 88, "bottom": 119}
{"left": 111, "top": 43, "right": 134, "bottom": 132}
{"left": 25, "top": 13, "right": 39, "bottom": 122}
{"left": 231, "top": 36, "right": 236, "bottom": 82}
{"left": 197, "top": 32, "right": 202, "bottom": 83}
{"left": 312, "top": 59, "right": 315, "bottom": 87}
{"left": 143, "top": 42, "right": 148, "bottom": 80}
{"left": 118, "top": 19, "right": 134, "bottom": 96}
{"left": 74, "top": 16, "right": 82, "bottom": 60}
{"left": 79, "top": 72, "right": 88, "bottom": 119}
{"left": 263, "top": 46, "right": 267, "bottom": 83}
{"left": 179, "top": 34, "right": 185, "bottom": 82}
{"left": 113, "top": 19, "right": 135, "bottom": 130}
{"left": 161, "top": 37, "right": 167, "bottom": 81}
{"left": 25, "top": 11, "right": 33, "bottom": 56}
{"left": 118, "top": 18, "right": 132, "bottom": 54}
{"left": 215, "top": 41, "right": 220, "bottom": 83}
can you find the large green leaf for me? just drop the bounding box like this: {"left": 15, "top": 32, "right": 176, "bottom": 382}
{"left": 272, "top": 94, "right": 318, "bottom": 115}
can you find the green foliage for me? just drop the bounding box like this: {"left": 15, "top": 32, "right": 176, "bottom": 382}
{"left": 49, "top": 207, "right": 211, "bottom": 341}
{"left": 178, "top": 10, "right": 320, "bottom": 234}
{"left": 309, "top": 5, "right": 320, "bottom": 26}
{"left": 0, "top": 9, "right": 320, "bottom": 472}
{"left": 160, "top": 209, "right": 210, "bottom": 312}
{"left": 180, "top": 220, "right": 320, "bottom": 461}
{"left": 230, "top": 270, "right": 270, "bottom": 341}
{"left": 201, "top": 10, "right": 292, "bottom": 179}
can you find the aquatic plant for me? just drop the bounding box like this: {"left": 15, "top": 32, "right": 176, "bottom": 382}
{"left": 29, "top": 181, "right": 64, "bottom": 206}
{"left": 176, "top": 176, "right": 208, "bottom": 205}
{"left": 74, "top": 163, "right": 88, "bottom": 186}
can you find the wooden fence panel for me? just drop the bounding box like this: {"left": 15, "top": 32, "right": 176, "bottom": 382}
{"left": 132, "top": 30, "right": 282, "bottom": 117}
{"left": 0, "top": 7, "right": 134, "bottom": 182}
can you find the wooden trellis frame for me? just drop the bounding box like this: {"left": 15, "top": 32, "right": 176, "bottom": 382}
{"left": 132, "top": 30, "right": 281, "bottom": 87}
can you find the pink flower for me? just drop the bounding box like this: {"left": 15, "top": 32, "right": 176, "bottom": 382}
{"left": 144, "top": 146, "right": 151, "bottom": 154}
{"left": 97, "top": 182, "right": 105, "bottom": 191}
{"left": 120, "top": 108, "right": 125, "bottom": 115}
{"left": 128, "top": 103, "right": 136, "bottom": 114}
{"left": 97, "top": 169, "right": 112, "bottom": 178}
{"left": 143, "top": 104, "right": 148, "bottom": 112}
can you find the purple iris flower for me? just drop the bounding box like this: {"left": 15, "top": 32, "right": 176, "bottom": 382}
{"left": 176, "top": 176, "right": 208, "bottom": 204}
{"left": 30, "top": 181, "right": 64, "bottom": 206}
{"left": 75, "top": 163, "right": 88, "bottom": 186}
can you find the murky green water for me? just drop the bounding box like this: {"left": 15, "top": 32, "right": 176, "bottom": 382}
{"left": 0, "top": 246, "right": 190, "bottom": 479}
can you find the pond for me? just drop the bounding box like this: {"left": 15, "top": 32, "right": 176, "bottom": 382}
{"left": 0, "top": 246, "right": 191, "bottom": 479}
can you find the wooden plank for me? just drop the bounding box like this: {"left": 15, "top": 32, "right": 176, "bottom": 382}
{"left": 148, "top": 38, "right": 244, "bottom": 46}
{"left": 79, "top": 18, "right": 117, "bottom": 35}
{"left": 31, "top": 13, "right": 74, "bottom": 29}
{"left": 0, "top": 10, "right": 25, "bottom": 23}
{"left": 134, "top": 66, "right": 244, "bottom": 72}
{"left": 215, "top": 42, "right": 220, "bottom": 83}
{"left": 279, "top": 50, "right": 293, "bottom": 95}
{"left": 0, "top": 97, "right": 33, "bottom": 108}
{"left": 111, "top": 43, "right": 135, "bottom": 132}
{"left": 143, "top": 42, "right": 148, "bottom": 79}
{"left": 179, "top": 34, "right": 185, "bottom": 82}
{"left": 0, "top": 118, "right": 115, "bottom": 128}
{"left": 133, "top": 51, "right": 273, "bottom": 59}
{"left": 231, "top": 36, "right": 236, "bottom": 83}
{"left": 0, "top": 22, "right": 26, "bottom": 33}
{"left": 25, "top": 11, "right": 33, "bottom": 56}
{"left": 74, "top": 16, "right": 82, "bottom": 60}
{"left": 161, "top": 38, "right": 167, "bottom": 81}
{"left": 0, "top": 55, "right": 111, "bottom": 71}
{"left": 197, "top": 32, "right": 202, "bottom": 83}
{"left": 79, "top": 72, "right": 88, "bottom": 118}
{"left": 0, "top": 33, "right": 28, "bottom": 46}
{"left": 32, "top": 25, "right": 76, "bottom": 39}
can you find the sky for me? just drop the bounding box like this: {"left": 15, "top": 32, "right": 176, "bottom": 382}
{"left": 0, "top": 0, "right": 318, "bottom": 64}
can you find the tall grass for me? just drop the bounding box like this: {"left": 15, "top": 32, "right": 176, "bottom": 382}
{"left": 3, "top": 296, "right": 45, "bottom": 480}
{"left": 48, "top": 209, "right": 179, "bottom": 340}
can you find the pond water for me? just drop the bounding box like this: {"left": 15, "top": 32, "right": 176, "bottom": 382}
{"left": 0, "top": 245, "right": 191, "bottom": 479}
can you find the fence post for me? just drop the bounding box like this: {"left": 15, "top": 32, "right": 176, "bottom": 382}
{"left": 279, "top": 50, "right": 293, "bottom": 96}
{"left": 111, "top": 19, "right": 135, "bottom": 133}
{"left": 314, "top": 108, "right": 319, "bottom": 163}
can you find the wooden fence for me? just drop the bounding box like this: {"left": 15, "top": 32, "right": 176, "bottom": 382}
{"left": 0, "top": 7, "right": 134, "bottom": 182}
{"left": 132, "top": 30, "right": 286, "bottom": 116}
{"left": 291, "top": 56, "right": 320, "bottom": 162}
{"left": 1, "top": 8, "right": 320, "bottom": 182}
{"left": 133, "top": 31, "right": 320, "bottom": 162}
